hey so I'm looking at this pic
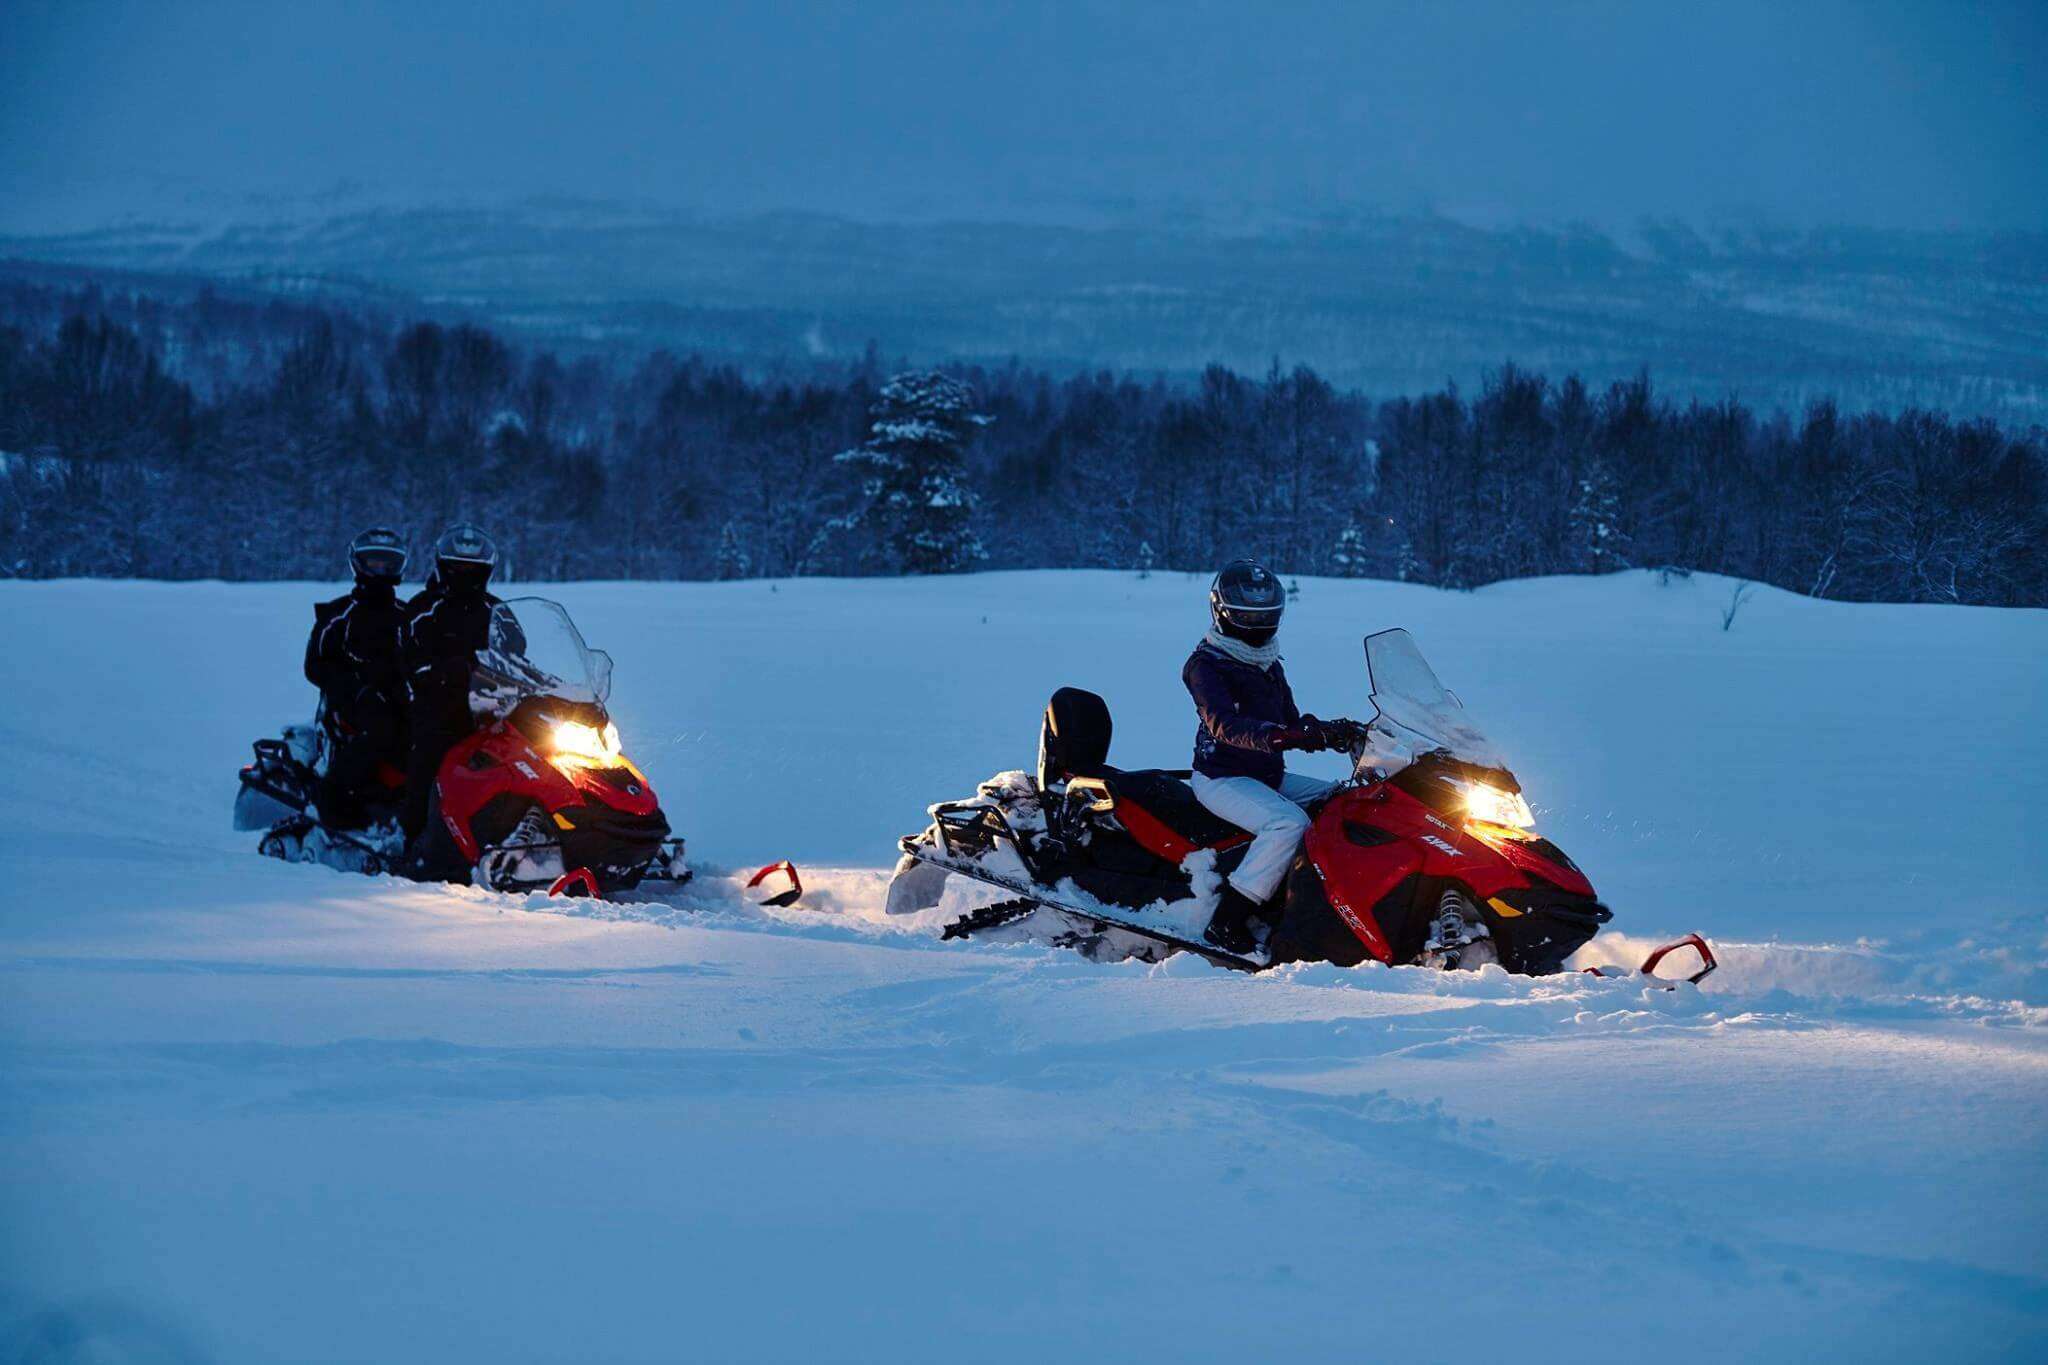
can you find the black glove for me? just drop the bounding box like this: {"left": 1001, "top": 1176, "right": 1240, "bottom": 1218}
{"left": 1307, "top": 715, "right": 1356, "bottom": 753}
{"left": 1321, "top": 718, "right": 1370, "bottom": 752}
{"left": 1271, "top": 722, "right": 1322, "bottom": 752}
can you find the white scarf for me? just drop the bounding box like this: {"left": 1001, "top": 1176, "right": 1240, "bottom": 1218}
{"left": 1203, "top": 627, "right": 1281, "bottom": 670}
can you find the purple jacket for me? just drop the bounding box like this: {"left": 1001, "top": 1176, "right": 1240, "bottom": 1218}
{"left": 1183, "top": 641, "right": 1300, "bottom": 786}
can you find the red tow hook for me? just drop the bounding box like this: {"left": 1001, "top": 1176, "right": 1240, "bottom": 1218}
{"left": 547, "top": 867, "right": 601, "bottom": 899}
{"left": 1638, "top": 933, "right": 1717, "bottom": 984}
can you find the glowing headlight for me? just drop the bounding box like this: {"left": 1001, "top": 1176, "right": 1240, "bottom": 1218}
{"left": 550, "top": 719, "right": 622, "bottom": 768}
{"left": 1461, "top": 778, "right": 1535, "bottom": 830}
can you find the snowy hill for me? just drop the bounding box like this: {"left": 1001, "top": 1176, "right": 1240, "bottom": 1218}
{"left": 1, "top": 570, "right": 2043, "bottom": 1362}
{"left": 5, "top": 205, "right": 2044, "bottom": 420}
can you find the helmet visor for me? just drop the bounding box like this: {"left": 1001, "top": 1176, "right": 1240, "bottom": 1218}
{"left": 438, "top": 558, "right": 494, "bottom": 589}
{"left": 351, "top": 546, "right": 407, "bottom": 580}
{"left": 1217, "top": 602, "right": 1284, "bottom": 632}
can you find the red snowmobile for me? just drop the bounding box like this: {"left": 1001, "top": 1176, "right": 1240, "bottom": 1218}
{"left": 237, "top": 597, "right": 692, "bottom": 897}
{"left": 886, "top": 628, "right": 1713, "bottom": 981}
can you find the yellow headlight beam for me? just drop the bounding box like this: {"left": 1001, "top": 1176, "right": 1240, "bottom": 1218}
{"left": 1462, "top": 779, "right": 1535, "bottom": 833}
{"left": 548, "top": 718, "right": 626, "bottom": 773}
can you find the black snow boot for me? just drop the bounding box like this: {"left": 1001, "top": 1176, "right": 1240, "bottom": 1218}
{"left": 1203, "top": 882, "right": 1266, "bottom": 957}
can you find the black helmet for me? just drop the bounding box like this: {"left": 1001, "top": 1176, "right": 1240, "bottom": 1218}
{"left": 433, "top": 523, "right": 498, "bottom": 588}
{"left": 347, "top": 526, "right": 408, "bottom": 583}
{"left": 1209, "top": 558, "right": 1284, "bottom": 644}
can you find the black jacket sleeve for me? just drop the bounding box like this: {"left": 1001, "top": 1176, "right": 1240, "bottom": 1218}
{"left": 305, "top": 600, "right": 341, "bottom": 692}
{"left": 1274, "top": 662, "right": 1303, "bottom": 727}
{"left": 1183, "top": 649, "right": 1286, "bottom": 753}
{"left": 401, "top": 591, "right": 440, "bottom": 696}
{"left": 403, "top": 587, "right": 502, "bottom": 706}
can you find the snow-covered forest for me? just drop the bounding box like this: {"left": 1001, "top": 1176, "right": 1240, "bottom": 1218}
{"left": 1, "top": 273, "right": 2040, "bottom": 605}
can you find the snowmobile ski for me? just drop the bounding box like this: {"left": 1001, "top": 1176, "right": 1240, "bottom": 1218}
{"left": 1583, "top": 933, "right": 1718, "bottom": 988}
{"left": 744, "top": 860, "right": 803, "bottom": 908}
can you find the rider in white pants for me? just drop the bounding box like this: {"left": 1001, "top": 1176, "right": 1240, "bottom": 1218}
{"left": 1182, "top": 560, "right": 1348, "bottom": 953}
{"left": 1190, "top": 770, "right": 1336, "bottom": 903}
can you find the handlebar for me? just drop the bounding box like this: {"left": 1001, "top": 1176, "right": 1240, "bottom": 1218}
{"left": 1314, "top": 717, "right": 1375, "bottom": 754}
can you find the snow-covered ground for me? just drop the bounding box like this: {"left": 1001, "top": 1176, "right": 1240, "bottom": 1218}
{"left": 2, "top": 570, "right": 2043, "bottom": 1363}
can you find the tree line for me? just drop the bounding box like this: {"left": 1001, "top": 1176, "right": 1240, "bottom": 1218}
{"left": 0, "top": 274, "right": 2040, "bottom": 606}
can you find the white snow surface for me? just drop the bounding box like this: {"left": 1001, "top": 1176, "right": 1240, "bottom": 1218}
{"left": 1, "top": 570, "right": 2044, "bottom": 1363}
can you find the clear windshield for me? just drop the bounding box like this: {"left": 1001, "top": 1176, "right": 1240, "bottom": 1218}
{"left": 474, "top": 597, "right": 613, "bottom": 706}
{"left": 1358, "top": 629, "right": 1502, "bottom": 772}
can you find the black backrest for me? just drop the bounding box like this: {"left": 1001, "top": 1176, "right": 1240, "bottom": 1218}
{"left": 1038, "top": 686, "right": 1113, "bottom": 789}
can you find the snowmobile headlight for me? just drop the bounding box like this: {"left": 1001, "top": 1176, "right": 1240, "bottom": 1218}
{"left": 1461, "top": 778, "right": 1534, "bottom": 831}
{"left": 550, "top": 719, "right": 623, "bottom": 770}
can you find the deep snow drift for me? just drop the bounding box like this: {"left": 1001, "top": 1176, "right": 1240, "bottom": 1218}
{"left": 1, "top": 570, "right": 2043, "bottom": 1363}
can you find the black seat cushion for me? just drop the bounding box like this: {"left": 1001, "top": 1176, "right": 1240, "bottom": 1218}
{"left": 1100, "top": 769, "right": 1247, "bottom": 849}
{"left": 1039, "top": 686, "right": 1113, "bottom": 788}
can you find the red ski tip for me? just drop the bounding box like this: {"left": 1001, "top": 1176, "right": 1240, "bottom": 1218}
{"left": 745, "top": 860, "right": 803, "bottom": 908}
{"left": 1638, "top": 933, "right": 1717, "bottom": 985}
{"left": 547, "top": 867, "right": 601, "bottom": 899}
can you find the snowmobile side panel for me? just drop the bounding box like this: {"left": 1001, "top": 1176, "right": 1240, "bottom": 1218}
{"left": 1301, "top": 793, "right": 1422, "bottom": 963}
{"left": 1063, "top": 863, "right": 1192, "bottom": 912}
{"left": 1110, "top": 797, "right": 1205, "bottom": 864}
{"left": 1082, "top": 770, "right": 1251, "bottom": 864}
{"left": 1265, "top": 857, "right": 1375, "bottom": 968}
{"left": 437, "top": 724, "right": 585, "bottom": 861}
{"left": 1111, "top": 795, "right": 1250, "bottom": 865}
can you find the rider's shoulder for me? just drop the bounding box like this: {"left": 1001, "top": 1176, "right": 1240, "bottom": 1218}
{"left": 1185, "top": 639, "right": 1240, "bottom": 683}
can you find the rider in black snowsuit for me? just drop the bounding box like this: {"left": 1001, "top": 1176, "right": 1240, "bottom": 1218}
{"left": 304, "top": 527, "right": 411, "bottom": 829}
{"left": 400, "top": 524, "right": 503, "bottom": 843}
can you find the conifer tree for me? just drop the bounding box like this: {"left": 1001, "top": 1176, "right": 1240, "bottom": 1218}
{"left": 715, "top": 518, "right": 750, "bottom": 581}
{"left": 833, "top": 371, "right": 990, "bottom": 574}
{"left": 1331, "top": 523, "right": 1370, "bottom": 577}
{"left": 1569, "top": 458, "right": 1631, "bottom": 573}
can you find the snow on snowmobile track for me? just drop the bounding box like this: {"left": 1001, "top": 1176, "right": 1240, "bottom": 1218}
{"left": 1, "top": 572, "right": 2043, "bottom": 1363}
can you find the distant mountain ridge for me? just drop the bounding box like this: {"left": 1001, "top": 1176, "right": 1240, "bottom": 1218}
{"left": 4, "top": 198, "right": 2043, "bottom": 421}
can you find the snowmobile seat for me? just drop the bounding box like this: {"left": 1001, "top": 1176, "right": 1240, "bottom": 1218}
{"left": 1038, "top": 686, "right": 1245, "bottom": 860}
{"left": 1038, "top": 686, "right": 1114, "bottom": 789}
{"left": 1097, "top": 768, "right": 1249, "bottom": 858}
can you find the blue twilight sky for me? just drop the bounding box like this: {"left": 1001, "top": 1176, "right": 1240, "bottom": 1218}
{"left": 2, "top": 0, "right": 2043, "bottom": 231}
